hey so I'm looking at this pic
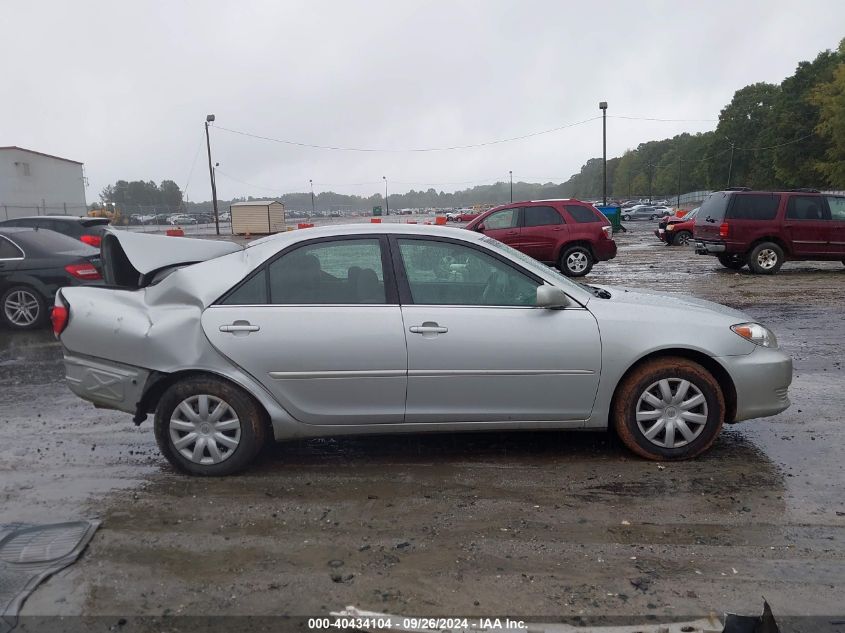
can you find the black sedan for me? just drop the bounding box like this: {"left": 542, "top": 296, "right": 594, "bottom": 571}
{"left": 0, "top": 215, "right": 110, "bottom": 247}
{"left": 0, "top": 228, "right": 102, "bottom": 330}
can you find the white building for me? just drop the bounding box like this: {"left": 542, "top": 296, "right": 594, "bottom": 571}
{"left": 0, "top": 146, "right": 87, "bottom": 219}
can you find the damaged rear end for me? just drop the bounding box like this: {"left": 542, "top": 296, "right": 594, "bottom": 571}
{"left": 56, "top": 229, "right": 244, "bottom": 417}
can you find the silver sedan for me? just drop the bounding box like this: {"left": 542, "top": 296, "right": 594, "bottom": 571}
{"left": 56, "top": 224, "right": 792, "bottom": 475}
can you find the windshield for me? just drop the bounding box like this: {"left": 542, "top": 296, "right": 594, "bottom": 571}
{"left": 479, "top": 234, "right": 582, "bottom": 293}
{"left": 684, "top": 207, "right": 700, "bottom": 220}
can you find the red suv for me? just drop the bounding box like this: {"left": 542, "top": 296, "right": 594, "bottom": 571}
{"left": 694, "top": 189, "right": 845, "bottom": 274}
{"left": 464, "top": 200, "right": 617, "bottom": 276}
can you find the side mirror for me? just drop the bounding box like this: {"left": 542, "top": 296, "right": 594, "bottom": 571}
{"left": 536, "top": 285, "right": 570, "bottom": 309}
{"left": 474, "top": 223, "right": 485, "bottom": 232}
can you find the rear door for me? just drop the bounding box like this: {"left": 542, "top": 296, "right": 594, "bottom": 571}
{"left": 694, "top": 192, "right": 731, "bottom": 241}
{"left": 201, "top": 236, "right": 408, "bottom": 424}
{"left": 479, "top": 207, "right": 521, "bottom": 248}
{"left": 783, "top": 195, "right": 831, "bottom": 256}
{"left": 520, "top": 205, "right": 567, "bottom": 262}
{"left": 825, "top": 195, "right": 845, "bottom": 256}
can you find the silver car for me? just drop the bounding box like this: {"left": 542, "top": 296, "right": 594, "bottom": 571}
{"left": 55, "top": 225, "right": 792, "bottom": 475}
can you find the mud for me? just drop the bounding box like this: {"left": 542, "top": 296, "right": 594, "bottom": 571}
{"left": 1, "top": 221, "right": 843, "bottom": 622}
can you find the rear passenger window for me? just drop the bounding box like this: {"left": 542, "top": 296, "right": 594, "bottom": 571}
{"left": 786, "top": 196, "right": 828, "bottom": 221}
{"left": 523, "top": 206, "right": 562, "bottom": 227}
{"left": 0, "top": 237, "right": 24, "bottom": 259}
{"left": 565, "top": 205, "right": 600, "bottom": 223}
{"left": 268, "top": 239, "right": 385, "bottom": 304}
{"left": 826, "top": 196, "right": 845, "bottom": 221}
{"left": 727, "top": 194, "right": 780, "bottom": 220}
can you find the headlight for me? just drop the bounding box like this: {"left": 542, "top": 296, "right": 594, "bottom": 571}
{"left": 731, "top": 322, "right": 778, "bottom": 348}
{"left": 666, "top": 224, "right": 675, "bottom": 231}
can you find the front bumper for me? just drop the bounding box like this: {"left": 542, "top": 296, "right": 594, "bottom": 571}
{"left": 695, "top": 239, "right": 727, "bottom": 254}
{"left": 717, "top": 346, "right": 792, "bottom": 422}
{"left": 654, "top": 227, "right": 669, "bottom": 243}
{"left": 64, "top": 351, "right": 150, "bottom": 414}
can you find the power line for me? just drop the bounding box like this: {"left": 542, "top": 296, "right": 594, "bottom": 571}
{"left": 213, "top": 116, "right": 602, "bottom": 153}
{"left": 181, "top": 129, "right": 206, "bottom": 199}
{"left": 735, "top": 132, "right": 815, "bottom": 151}
{"left": 610, "top": 115, "right": 718, "bottom": 123}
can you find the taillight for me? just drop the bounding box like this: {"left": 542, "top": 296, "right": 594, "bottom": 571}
{"left": 719, "top": 222, "right": 730, "bottom": 238}
{"left": 51, "top": 304, "right": 69, "bottom": 336}
{"left": 65, "top": 263, "right": 102, "bottom": 280}
{"left": 601, "top": 225, "right": 613, "bottom": 239}
{"left": 80, "top": 234, "right": 102, "bottom": 247}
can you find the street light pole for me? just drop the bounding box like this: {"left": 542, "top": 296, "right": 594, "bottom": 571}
{"left": 509, "top": 170, "right": 513, "bottom": 203}
{"left": 204, "top": 114, "right": 220, "bottom": 235}
{"left": 599, "top": 101, "right": 608, "bottom": 206}
{"left": 309, "top": 179, "right": 315, "bottom": 216}
{"left": 383, "top": 176, "right": 389, "bottom": 216}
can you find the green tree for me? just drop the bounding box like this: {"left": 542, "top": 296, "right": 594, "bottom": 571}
{"left": 811, "top": 41, "right": 845, "bottom": 185}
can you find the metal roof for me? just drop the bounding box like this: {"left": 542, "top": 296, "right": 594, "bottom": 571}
{"left": 0, "top": 146, "right": 83, "bottom": 165}
{"left": 230, "top": 200, "right": 283, "bottom": 207}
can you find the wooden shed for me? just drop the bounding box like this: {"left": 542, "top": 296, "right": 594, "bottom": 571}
{"left": 230, "top": 200, "right": 286, "bottom": 235}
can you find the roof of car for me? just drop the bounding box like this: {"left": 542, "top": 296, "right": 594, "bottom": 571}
{"left": 0, "top": 215, "right": 98, "bottom": 222}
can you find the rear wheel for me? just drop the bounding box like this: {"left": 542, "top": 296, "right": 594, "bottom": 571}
{"left": 672, "top": 230, "right": 692, "bottom": 246}
{"left": 747, "top": 242, "right": 784, "bottom": 275}
{"left": 1, "top": 286, "right": 47, "bottom": 330}
{"left": 717, "top": 253, "right": 747, "bottom": 270}
{"left": 154, "top": 376, "right": 268, "bottom": 476}
{"left": 613, "top": 358, "right": 725, "bottom": 461}
{"left": 622, "top": 214, "right": 631, "bottom": 221}
{"left": 559, "top": 245, "right": 593, "bottom": 277}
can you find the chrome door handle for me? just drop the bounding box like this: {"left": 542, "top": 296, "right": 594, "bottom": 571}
{"left": 409, "top": 324, "right": 448, "bottom": 335}
{"left": 219, "top": 323, "right": 260, "bottom": 333}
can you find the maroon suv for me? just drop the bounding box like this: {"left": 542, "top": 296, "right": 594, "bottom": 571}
{"left": 464, "top": 200, "right": 617, "bottom": 276}
{"left": 694, "top": 189, "right": 845, "bottom": 274}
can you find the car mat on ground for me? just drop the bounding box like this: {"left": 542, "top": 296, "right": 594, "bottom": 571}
{"left": 0, "top": 521, "right": 99, "bottom": 633}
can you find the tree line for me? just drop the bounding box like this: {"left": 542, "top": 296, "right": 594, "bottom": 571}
{"left": 100, "top": 38, "right": 845, "bottom": 212}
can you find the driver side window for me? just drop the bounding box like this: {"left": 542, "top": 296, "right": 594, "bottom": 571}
{"left": 397, "top": 239, "right": 539, "bottom": 306}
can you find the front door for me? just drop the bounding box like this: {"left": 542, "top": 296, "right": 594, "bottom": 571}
{"left": 520, "top": 205, "right": 568, "bottom": 263}
{"left": 201, "top": 237, "right": 408, "bottom": 425}
{"left": 393, "top": 236, "right": 601, "bottom": 423}
{"left": 479, "top": 207, "right": 521, "bottom": 248}
{"left": 783, "top": 195, "right": 831, "bottom": 256}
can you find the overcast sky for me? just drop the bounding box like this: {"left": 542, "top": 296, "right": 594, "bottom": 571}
{"left": 3, "top": 0, "right": 844, "bottom": 203}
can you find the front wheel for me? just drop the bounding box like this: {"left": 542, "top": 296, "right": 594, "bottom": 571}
{"left": 622, "top": 214, "right": 631, "bottom": 221}
{"left": 1, "top": 286, "right": 47, "bottom": 330}
{"left": 559, "top": 245, "right": 593, "bottom": 277}
{"left": 672, "top": 230, "right": 693, "bottom": 246}
{"left": 748, "top": 242, "right": 784, "bottom": 275}
{"left": 717, "top": 253, "right": 747, "bottom": 270}
{"left": 612, "top": 358, "right": 725, "bottom": 460}
{"left": 154, "top": 376, "right": 268, "bottom": 476}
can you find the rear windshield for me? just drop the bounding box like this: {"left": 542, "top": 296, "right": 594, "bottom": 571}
{"left": 726, "top": 193, "right": 780, "bottom": 220}
{"left": 80, "top": 218, "right": 111, "bottom": 227}
{"left": 13, "top": 228, "right": 98, "bottom": 257}
{"left": 698, "top": 193, "right": 731, "bottom": 222}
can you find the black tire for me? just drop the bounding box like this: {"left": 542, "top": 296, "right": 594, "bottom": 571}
{"left": 559, "top": 245, "right": 593, "bottom": 277}
{"left": 0, "top": 285, "right": 48, "bottom": 330}
{"left": 717, "top": 253, "right": 747, "bottom": 270}
{"left": 622, "top": 214, "right": 631, "bottom": 221}
{"left": 612, "top": 357, "right": 725, "bottom": 461}
{"left": 650, "top": 215, "right": 658, "bottom": 220}
{"left": 747, "top": 241, "right": 784, "bottom": 275}
{"left": 154, "top": 375, "right": 268, "bottom": 476}
{"left": 672, "top": 230, "right": 693, "bottom": 246}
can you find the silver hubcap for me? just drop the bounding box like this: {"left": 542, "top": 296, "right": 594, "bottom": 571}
{"left": 756, "top": 249, "right": 778, "bottom": 269}
{"left": 636, "top": 378, "right": 709, "bottom": 449}
{"left": 567, "top": 252, "right": 588, "bottom": 273}
{"left": 4, "top": 290, "right": 40, "bottom": 326}
{"left": 677, "top": 233, "right": 690, "bottom": 245}
{"left": 169, "top": 395, "right": 241, "bottom": 465}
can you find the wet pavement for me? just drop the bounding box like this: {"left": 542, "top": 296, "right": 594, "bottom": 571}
{"left": 1, "top": 221, "right": 843, "bottom": 624}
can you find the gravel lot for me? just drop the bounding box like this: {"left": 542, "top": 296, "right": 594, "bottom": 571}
{"left": 1, "top": 220, "right": 843, "bottom": 629}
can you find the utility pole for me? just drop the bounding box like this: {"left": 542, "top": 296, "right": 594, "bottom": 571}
{"left": 309, "top": 179, "right": 315, "bottom": 216}
{"left": 509, "top": 170, "right": 513, "bottom": 203}
{"left": 599, "top": 101, "right": 608, "bottom": 206}
{"left": 205, "top": 114, "right": 220, "bottom": 235}
{"left": 726, "top": 143, "right": 736, "bottom": 188}
{"left": 383, "top": 176, "right": 389, "bottom": 215}
{"left": 647, "top": 163, "right": 653, "bottom": 203}
{"left": 676, "top": 157, "right": 682, "bottom": 208}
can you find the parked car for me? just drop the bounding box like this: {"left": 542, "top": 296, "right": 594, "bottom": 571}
{"left": 655, "top": 207, "right": 699, "bottom": 246}
{"left": 0, "top": 227, "right": 102, "bottom": 330}
{"left": 463, "top": 200, "right": 616, "bottom": 276}
{"left": 0, "top": 215, "right": 110, "bottom": 247}
{"left": 694, "top": 189, "right": 845, "bottom": 274}
{"left": 653, "top": 205, "right": 674, "bottom": 217}
{"left": 168, "top": 214, "right": 197, "bottom": 225}
{"left": 55, "top": 225, "right": 792, "bottom": 475}
{"left": 622, "top": 206, "right": 661, "bottom": 221}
